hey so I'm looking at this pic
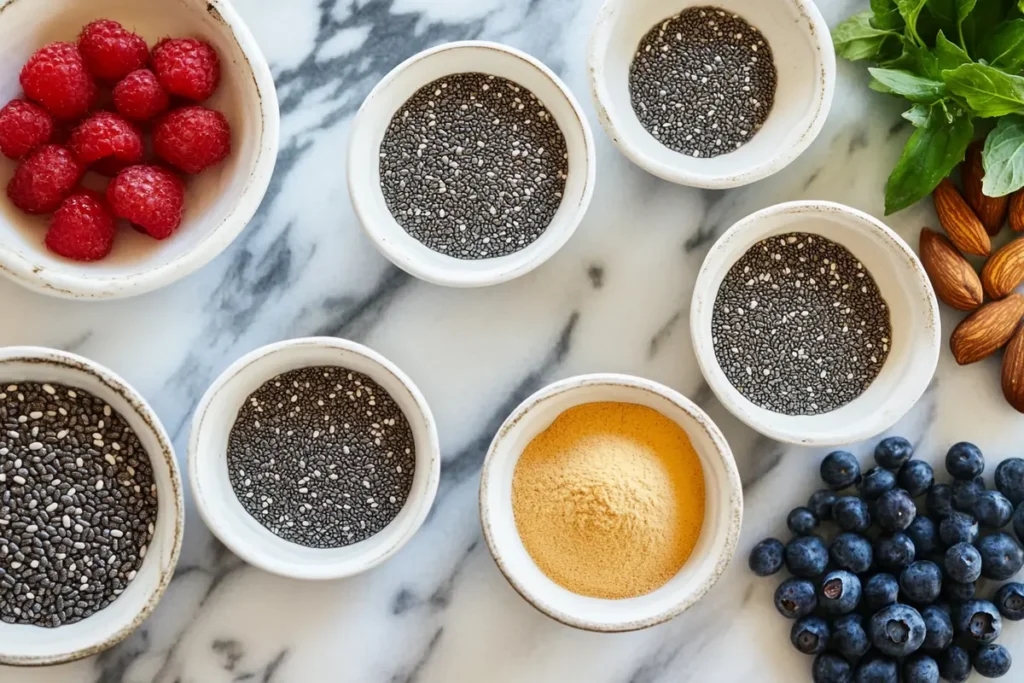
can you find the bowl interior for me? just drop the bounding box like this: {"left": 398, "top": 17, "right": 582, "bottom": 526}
{"left": 691, "top": 203, "right": 940, "bottom": 445}
{"left": 0, "top": 0, "right": 270, "bottom": 298}
{"left": 348, "top": 42, "right": 593, "bottom": 287}
{"left": 0, "top": 350, "right": 181, "bottom": 665}
{"left": 481, "top": 376, "right": 740, "bottom": 631}
{"left": 591, "top": 0, "right": 831, "bottom": 186}
{"left": 191, "top": 340, "right": 439, "bottom": 580}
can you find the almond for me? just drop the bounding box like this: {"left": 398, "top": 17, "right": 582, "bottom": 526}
{"left": 933, "top": 178, "right": 992, "bottom": 256}
{"left": 1011, "top": 189, "right": 1024, "bottom": 232}
{"left": 1003, "top": 323, "right": 1024, "bottom": 412}
{"left": 982, "top": 237, "right": 1024, "bottom": 299}
{"left": 950, "top": 293, "right": 1024, "bottom": 365}
{"left": 919, "top": 228, "right": 984, "bottom": 311}
{"left": 963, "top": 141, "right": 1009, "bottom": 236}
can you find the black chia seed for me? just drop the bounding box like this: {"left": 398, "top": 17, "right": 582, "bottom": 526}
{"left": 629, "top": 6, "right": 777, "bottom": 158}
{"left": 711, "top": 233, "right": 892, "bottom": 415}
{"left": 0, "top": 382, "right": 157, "bottom": 627}
{"left": 227, "top": 367, "right": 416, "bottom": 548}
{"left": 379, "top": 72, "right": 569, "bottom": 259}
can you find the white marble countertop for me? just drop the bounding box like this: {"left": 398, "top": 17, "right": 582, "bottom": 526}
{"left": 4, "top": 0, "right": 1024, "bottom": 681}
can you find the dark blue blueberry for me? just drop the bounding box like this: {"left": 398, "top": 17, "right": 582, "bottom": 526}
{"left": 900, "top": 561, "right": 943, "bottom": 605}
{"left": 859, "top": 467, "right": 897, "bottom": 500}
{"left": 903, "top": 654, "right": 939, "bottom": 683}
{"left": 1014, "top": 502, "right": 1024, "bottom": 541}
{"left": 943, "top": 579, "right": 976, "bottom": 603}
{"left": 939, "top": 511, "right": 979, "bottom": 546}
{"left": 977, "top": 532, "right": 1024, "bottom": 580}
{"left": 775, "top": 578, "right": 817, "bottom": 619}
{"left": 926, "top": 483, "right": 954, "bottom": 519}
{"left": 973, "top": 644, "right": 1012, "bottom": 678}
{"left": 952, "top": 476, "right": 985, "bottom": 513}
{"left": 946, "top": 442, "right": 985, "bottom": 480}
{"left": 748, "top": 538, "right": 784, "bottom": 576}
{"left": 994, "top": 582, "right": 1024, "bottom": 621}
{"left": 814, "top": 653, "right": 853, "bottom": 683}
{"left": 875, "top": 488, "right": 917, "bottom": 532}
{"left": 875, "top": 436, "right": 913, "bottom": 470}
{"left": 869, "top": 603, "right": 926, "bottom": 657}
{"left": 875, "top": 533, "right": 916, "bottom": 571}
{"left": 898, "top": 460, "right": 934, "bottom": 498}
{"left": 864, "top": 573, "right": 900, "bottom": 613}
{"left": 832, "top": 613, "right": 870, "bottom": 662}
{"left": 787, "top": 507, "right": 819, "bottom": 535}
{"left": 819, "top": 570, "right": 862, "bottom": 615}
{"left": 944, "top": 542, "right": 982, "bottom": 583}
{"left": 786, "top": 535, "right": 829, "bottom": 578}
{"left": 834, "top": 496, "right": 872, "bottom": 533}
{"left": 822, "top": 450, "right": 861, "bottom": 490}
{"left": 975, "top": 490, "right": 1014, "bottom": 528}
{"left": 920, "top": 604, "right": 954, "bottom": 654}
{"left": 955, "top": 600, "right": 1002, "bottom": 645}
{"left": 854, "top": 654, "right": 898, "bottom": 683}
{"left": 791, "top": 615, "right": 831, "bottom": 655}
{"left": 808, "top": 489, "right": 839, "bottom": 521}
{"left": 906, "top": 516, "right": 939, "bottom": 556}
{"left": 995, "top": 457, "right": 1024, "bottom": 505}
{"left": 830, "top": 532, "right": 874, "bottom": 574}
{"left": 938, "top": 646, "right": 973, "bottom": 683}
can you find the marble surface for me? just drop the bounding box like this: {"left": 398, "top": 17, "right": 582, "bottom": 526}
{"left": 3, "top": 0, "right": 1024, "bottom": 681}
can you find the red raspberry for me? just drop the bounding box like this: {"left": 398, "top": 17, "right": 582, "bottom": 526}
{"left": 151, "top": 38, "right": 220, "bottom": 101}
{"left": 20, "top": 42, "right": 97, "bottom": 119}
{"left": 78, "top": 20, "right": 149, "bottom": 81}
{"left": 0, "top": 99, "right": 54, "bottom": 159}
{"left": 6, "top": 145, "right": 84, "bottom": 214}
{"left": 106, "top": 165, "right": 185, "bottom": 239}
{"left": 113, "top": 69, "right": 169, "bottom": 121}
{"left": 45, "top": 189, "right": 115, "bottom": 261}
{"left": 69, "top": 111, "right": 144, "bottom": 172}
{"left": 153, "top": 106, "right": 231, "bottom": 174}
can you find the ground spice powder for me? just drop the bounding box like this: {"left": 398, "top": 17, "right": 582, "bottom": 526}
{"left": 511, "top": 402, "right": 705, "bottom": 599}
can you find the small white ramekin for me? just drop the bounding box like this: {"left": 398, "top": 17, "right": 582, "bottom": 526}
{"left": 0, "top": 346, "right": 184, "bottom": 666}
{"left": 589, "top": 0, "right": 835, "bottom": 188}
{"left": 188, "top": 337, "right": 440, "bottom": 581}
{"left": 479, "top": 373, "right": 742, "bottom": 632}
{"left": 690, "top": 201, "right": 941, "bottom": 446}
{"left": 347, "top": 41, "right": 596, "bottom": 288}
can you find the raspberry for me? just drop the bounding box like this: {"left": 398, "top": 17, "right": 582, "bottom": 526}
{"left": 113, "top": 69, "right": 169, "bottom": 121}
{"left": 151, "top": 38, "right": 220, "bottom": 101}
{"left": 6, "top": 145, "right": 84, "bottom": 214}
{"left": 78, "top": 20, "right": 149, "bottom": 81}
{"left": 69, "top": 112, "right": 143, "bottom": 171}
{"left": 106, "top": 165, "right": 185, "bottom": 239}
{"left": 0, "top": 99, "right": 54, "bottom": 159}
{"left": 45, "top": 189, "right": 115, "bottom": 261}
{"left": 153, "top": 106, "right": 231, "bottom": 174}
{"left": 20, "top": 42, "right": 96, "bottom": 119}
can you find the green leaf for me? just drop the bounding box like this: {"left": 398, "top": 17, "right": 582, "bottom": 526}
{"left": 869, "top": 67, "right": 949, "bottom": 101}
{"left": 957, "top": 0, "right": 979, "bottom": 20}
{"left": 898, "top": 0, "right": 930, "bottom": 42}
{"left": 944, "top": 63, "right": 1024, "bottom": 116}
{"left": 935, "top": 30, "right": 973, "bottom": 69}
{"left": 834, "top": 12, "right": 902, "bottom": 61}
{"left": 962, "top": 0, "right": 1016, "bottom": 54}
{"left": 903, "top": 103, "right": 934, "bottom": 125}
{"left": 872, "top": 0, "right": 907, "bottom": 28}
{"left": 982, "top": 114, "right": 1024, "bottom": 195}
{"left": 985, "top": 18, "right": 1024, "bottom": 70}
{"left": 885, "top": 103, "right": 974, "bottom": 213}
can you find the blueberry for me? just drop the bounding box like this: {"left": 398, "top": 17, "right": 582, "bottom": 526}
{"left": 791, "top": 615, "right": 831, "bottom": 655}
{"left": 995, "top": 457, "right": 1024, "bottom": 505}
{"left": 869, "top": 603, "right": 926, "bottom": 657}
{"left": 875, "top": 436, "right": 913, "bottom": 470}
{"left": 775, "top": 578, "right": 817, "bottom": 619}
{"left": 864, "top": 573, "right": 900, "bottom": 613}
{"left": 832, "top": 613, "right": 870, "bottom": 662}
{"left": 899, "top": 460, "right": 934, "bottom": 498}
{"left": 859, "top": 467, "right": 897, "bottom": 500}
{"left": 920, "top": 604, "right": 954, "bottom": 654}
{"left": 787, "top": 507, "right": 819, "bottom": 535}
{"left": 903, "top": 654, "right": 940, "bottom": 683}
{"left": 952, "top": 476, "right": 985, "bottom": 513}
{"left": 748, "top": 538, "right": 784, "bottom": 576}
{"left": 875, "top": 488, "right": 917, "bottom": 532}
{"left": 808, "top": 489, "right": 839, "bottom": 521}
{"left": 875, "top": 533, "right": 916, "bottom": 571}
{"left": 814, "top": 653, "right": 854, "bottom": 683}
{"left": 822, "top": 450, "right": 862, "bottom": 490}
{"left": 994, "top": 582, "right": 1024, "bottom": 621}
{"left": 943, "top": 579, "right": 976, "bottom": 603}
{"left": 955, "top": 600, "right": 1002, "bottom": 645}
{"left": 926, "top": 483, "right": 954, "bottom": 519}
{"left": 938, "top": 645, "right": 973, "bottom": 683}
{"left": 944, "top": 542, "right": 982, "bottom": 583}
{"left": 977, "top": 532, "right": 1024, "bottom": 580}
{"left": 900, "top": 561, "right": 943, "bottom": 605}
{"left": 973, "top": 643, "right": 1012, "bottom": 678}
{"left": 819, "top": 569, "right": 862, "bottom": 615}
{"left": 975, "top": 490, "right": 1014, "bottom": 528}
{"left": 830, "top": 532, "right": 874, "bottom": 574}
{"left": 786, "top": 535, "right": 829, "bottom": 578}
{"left": 946, "top": 442, "right": 985, "bottom": 480}
{"left": 906, "top": 516, "right": 939, "bottom": 556}
{"left": 834, "top": 496, "right": 872, "bottom": 533}
{"left": 854, "top": 653, "right": 899, "bottom": 683}
{"left": 1014, "top": 502, "right": 1024, "bottom": 541}
{"left": 939, "top": 511, "right": 979, "bottom": 546}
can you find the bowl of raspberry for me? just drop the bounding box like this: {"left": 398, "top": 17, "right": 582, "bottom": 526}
{"left": 0, "top": 0, "right": 279, "bottom": 299}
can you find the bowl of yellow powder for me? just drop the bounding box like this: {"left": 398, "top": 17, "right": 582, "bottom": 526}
{"left": 479, "top": 373, "right": 743, "bottom": 632}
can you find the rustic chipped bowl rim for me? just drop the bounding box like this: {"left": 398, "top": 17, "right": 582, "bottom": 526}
{"left": 479, "top": 373, "right": 743, "bottom": 632}
{"left": 0, "top": 345, "right": 184, "bottom": 666}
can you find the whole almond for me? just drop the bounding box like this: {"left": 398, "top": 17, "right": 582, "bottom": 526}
{"left": 982, "top": 237, "right": 1024, "bottom": 299}
{"left": 950, "top": 293, "right": 1024, "bottom": 365}
{"left": 933, "top": 178, "right": 992, "bottom": 256}
{"left": 920, "top": 228, "right": 984, "bottom": 311}
{"left": 963, "top": 141, "right": 1009, "bottom": 235}
{"left": 1011, "top": 190, "right": 1024, "bottom": 232}
{"left": 1003, "top": 323, "right": 1024, "bottom": 413}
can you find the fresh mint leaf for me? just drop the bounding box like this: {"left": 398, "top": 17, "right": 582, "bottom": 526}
{"left": 884, "top": 41, "right": 944, "bottom": 77}
{"left": 834, "top": 12, "right": 902, "bottom": 61}
{"left": 982, "top": 114, "right": 1024, "bottom": 195}
{"left": 898, "top": 0, "right": 930, "bottom": 42}
{"left": 944, "top": 63, "right": 1024, "bottom": 116}
{"left": 958, "top": 0, "right": 979, "bottom": 20}
{"left": 903, "top": 103, "right": 934, "bottom": 125}
{"left": 985, "top": 19, "right": 1024, "bottom": 70}
{"left": 869, "top": 67, "right": 949, "bottom": 102}
{"left": 935, "top": 30, "right": 973, "bottom": 69}
{"left": 962, "top": 0, "right": 1016, "bottom": 54}
{"left": 873, "top": 0, "right": 907, "bottom": 28}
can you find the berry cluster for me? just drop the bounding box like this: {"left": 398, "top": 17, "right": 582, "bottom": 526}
{"left": 0, "top": 19, "right": 231, "bottom": 262}
{"left": 750, "top": 438, "right": 1024, "bottom": 682}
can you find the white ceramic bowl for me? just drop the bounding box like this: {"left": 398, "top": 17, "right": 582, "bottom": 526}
{"left": 0, "top": 0, "right": 279, "bottom": 300}
{"left": 589, "top": 0, "right": 834, "bottom": 188}
{"left": 0, "top": 346, "right": 183, "bottom": 666}
{"left": 347, "top": 41, "right": 596, "bottom": 288}
{"left": 189, "top": 337, "right": 440, "bottom": 580}
{"left": 690, "top": 201, "right": 941, "bottom": 446}
{"left": 479, "top": 373, "right": 742, "bottom": 632}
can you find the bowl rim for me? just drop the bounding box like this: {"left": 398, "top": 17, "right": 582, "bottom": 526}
{"left": 346, "top": 39, "right": 597, "bottom": 288}
{"left": 478, "top": 372, "right": 743, "bottom": 632}
{"left": 187, "top": 336, "right": 441, "bottom": 580}
{"left": 0, "top": 0, "right": 281, "bottom": 301}
{"left": 0, "top": 345, "right": 184, "bottom": 667}
{"left": 587, "top": 0, "right": 835, "bottom": 189}
{"left": 689, "top": 200, "right": 942, "bottom": 446}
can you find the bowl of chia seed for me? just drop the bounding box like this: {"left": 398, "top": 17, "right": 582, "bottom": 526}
{"left": 188, "top": 337, "right": 440, "bottom": 580}
{"left": 347, "top": 40, "right": 596, "bottom": 288}
{"left": 588, "top": 0, "right": 834, "bottom": 188}
{"left": 690, "top": 202, "right": 941, "bottom": 446}
{"left": 0, "top": 346, "right": 183, "bottom": 666}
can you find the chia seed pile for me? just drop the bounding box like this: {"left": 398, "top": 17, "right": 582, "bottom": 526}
{"left": 379, "top": 72, "right": 569, "bottom": 259}
{"left": 226, "top": 367, "right": 416, "bottom": 548}
{"left": 0, "top": 382, "right": 157, "bottom": 627}
{"left": 711, "top": 233, "right": 892, "bottom": 415}
{"left": 628, "top": 7, "right": 777, "bottom": 158}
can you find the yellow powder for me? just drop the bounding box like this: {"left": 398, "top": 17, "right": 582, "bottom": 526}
{"left": 511, "top": 401, "right": 706, "bottom": 599}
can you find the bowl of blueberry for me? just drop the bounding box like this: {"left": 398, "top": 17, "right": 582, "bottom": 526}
{"left": 749, "top": 437, "right": 1024, "bottom": 682}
